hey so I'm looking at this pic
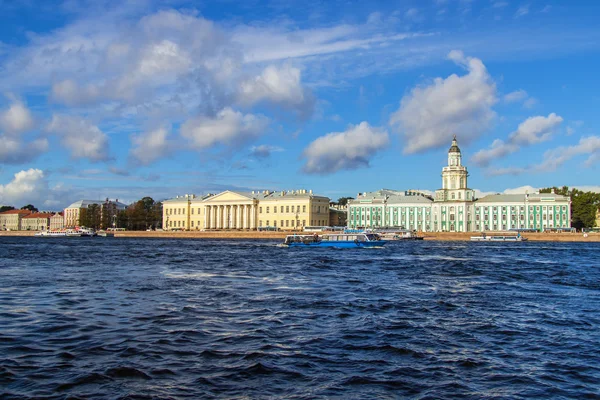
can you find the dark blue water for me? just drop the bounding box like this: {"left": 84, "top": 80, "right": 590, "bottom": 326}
{"left": 1, "top": 237, "right": 599, "bottom": 399}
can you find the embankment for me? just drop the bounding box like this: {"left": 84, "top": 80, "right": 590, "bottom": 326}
{"left": 1, "top": 230, "right": 599, "bottom": 242}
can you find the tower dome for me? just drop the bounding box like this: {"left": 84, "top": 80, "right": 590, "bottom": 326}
{"left": 448, "top": 135, "right": 460, "bottom": 153}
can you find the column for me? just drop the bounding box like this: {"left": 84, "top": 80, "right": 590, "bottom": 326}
{"left": 204, "top": 206, "right": 209, "bottom": 229}
{"left": 243, "top": 205, "right": 248, "bottom": 229}
{"left": 251, "top": 204, "right": 256, "bottom": 229}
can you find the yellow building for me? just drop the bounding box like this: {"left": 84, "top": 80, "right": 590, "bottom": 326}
{"left": 21, "top": 212, "right": 53, "bottom": 231}
{"left": 0, "top": 209, "right": 31, "bottom": 230}
{"left": 162, "top": 189, "right": 330, "bottom": 231}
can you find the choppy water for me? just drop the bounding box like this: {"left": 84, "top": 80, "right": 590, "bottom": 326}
{"left": 0, "top": 237, "right": 599, "bottom": 399}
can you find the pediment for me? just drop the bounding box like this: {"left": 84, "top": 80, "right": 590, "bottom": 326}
{"left": 204, "top": 190, "right": 254, "bottom": 203}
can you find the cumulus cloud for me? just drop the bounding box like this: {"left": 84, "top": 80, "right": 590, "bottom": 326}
{"left": 0, "top": 99, "right": 35, "bottom": 134}
{"left": 535, "top": 135, "right": 600, "bottom": 172}
{"left": 47, "top": 115, "right": 110, "bottom": 161}
{"left": 302, "top": 122, "right": 389, "bottom": 174}
{"left": 0, "top": 169, "right": 48, "bottom": 207}
{"left": 180, "top": 108, "right": 269, "bottom": 150}
{"left": 130, "top": 126, "right": 174, "bottom": 165}
{"left": 0, "top": 137, "right": 49, "bottom": 164}
{"left": 238, "top": 65, "right": 315, "bottom": 119}
{"left": 389, "top": 50, "right": 497, "bottom": 154}
{"left": 472, "top": 113, "right": 563, "bottom": 167}
{"left": 249, "top": 144, "right": 284, "bottom": 159}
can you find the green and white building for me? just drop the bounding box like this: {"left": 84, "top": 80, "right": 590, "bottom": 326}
{"left": 347, "top": 136, "right": 571, "bottom": 232}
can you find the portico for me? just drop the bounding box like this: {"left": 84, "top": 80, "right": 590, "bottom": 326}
{"left": 201, "top": 191, "right": 259, "bottom": 230}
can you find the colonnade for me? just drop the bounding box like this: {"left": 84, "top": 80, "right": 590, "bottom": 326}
{"left": 204, "top": 204, "right": 256, "bottom": 229}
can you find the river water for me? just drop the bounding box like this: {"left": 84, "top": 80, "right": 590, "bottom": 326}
{"left": 0, "top": 237, "right": 599, "bottom": 399}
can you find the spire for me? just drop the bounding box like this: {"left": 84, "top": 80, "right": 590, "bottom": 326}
{"left": 448, "top": 135, "right": 460, "bottom": 153}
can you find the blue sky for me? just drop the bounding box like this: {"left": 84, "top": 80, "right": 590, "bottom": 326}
{"left": 1, "top": 0, "right": 599, "bottom": 209}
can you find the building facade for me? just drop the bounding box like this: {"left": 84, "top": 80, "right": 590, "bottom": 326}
{"left": 0, "top": 210, "right": 31, "bottom": 230}
{"left": 64, "top": 199, "right": 127, "bottom": 228}
{"left": 21, "top": 212, "right": 53, "bottom": 231}
{"left": 50, "top": 212, "right": 64, "bottom": 230}
{"left": 162, "top": 189, "right": 330, "bottom": 231}
{"left": 348, "top": 137, "right": 572, "bottom": 232}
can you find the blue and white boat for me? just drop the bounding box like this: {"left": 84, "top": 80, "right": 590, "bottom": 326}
{"left": 282, "top": 233, "right": 385, "bottom": 248}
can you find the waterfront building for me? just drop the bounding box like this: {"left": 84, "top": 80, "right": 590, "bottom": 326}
{"left": 21, "top": 212, "right": 53, "bottom": 231}
{"left": 64, "top": 199, "right": 128, "bottom": 228}
{"left": 50, "top": 212, "right": 64, "bottom": 230}
{"left": 162, "top": 190, "right": 330, "bottom": 231}
{"left": 348, "top": 137, "right": 572, "bottom": 232}
{"left": 329, "top": 204, "right": 348, "bottom": 227}
{"left": 0, "top": 209, "right": 31, "bottom": 230}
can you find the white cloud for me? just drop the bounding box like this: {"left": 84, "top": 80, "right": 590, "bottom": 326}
{"left": 180, "top": 108, "right": 269, "bottom": 150}
{"left": 493, "top": 1, "right": 509, "bottom": 8}
{"left": 130, "top": 126, "right": 174, "bottom": 165}
{"left": 523, "top": 97, "right": 538, "bottom": 109}
{"left": 390, "top": 50, "right": 497, "bottom": 154}
{"left": 0, "top": 136, "right": 48, "bottom": 164}
{"left": 46, "top": 115, "right": 110, "bottom": 161}
{"left": 509, "top": 113, "right": 563, "bottom": 145}
{"left": 0, "top": 99, "right": 34, "bottom": 135}
{"left": 0, "top": 169, "right": 48, "bottom": 207}
{"left": 535, "top": 135, "right": 600, "bottom": 172}
{"left": 249, "top": 144, "right": 284, "bottom": 159}
{"left": 237, "top": 64, "right": 315, "bottom": 118}
{"left": 503, "top": 89, "right": 528, "bottom": 103}
{"left": 515, "top": 5, "right": 530, "bottom": 18}
{"left": 302, "top": 122, "right": 389, "bottom": 174}
{"left": 472, "top": 113, "right": 563, "bottom": 167}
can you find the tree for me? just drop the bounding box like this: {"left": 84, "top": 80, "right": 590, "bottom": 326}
{"left": 21, "top": 204, "right": 38, "bottom": 212}
{"left": 336, "top": 197, "right": 355, "bottom": 206}
{"left": 0, "top": 206, "right": 15, "bottom": 213}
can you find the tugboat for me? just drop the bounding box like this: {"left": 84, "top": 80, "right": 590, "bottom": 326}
{"left": 282, "top": 232, "right": 385, "bottom": 248}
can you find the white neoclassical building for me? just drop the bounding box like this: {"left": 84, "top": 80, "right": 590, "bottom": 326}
{"left": 348, "top": 136, "right": 572, "bottom": 232}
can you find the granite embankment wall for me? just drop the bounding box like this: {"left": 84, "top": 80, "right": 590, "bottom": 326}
{"left": 1, "top": 230, "right": 599, "bottom": 242}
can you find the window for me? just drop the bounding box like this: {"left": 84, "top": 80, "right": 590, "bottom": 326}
{"left": 291, "top": 205, "right": 294, "bottom": 212}
{"left": 274, "top": 221, "right": 277, "bottom": 227}
{"left": 266, "top": 220, "right": 269, "bottom": 226}
{"left": 266, "top": 207, "right": 269, "bottom": 213}
{"left": 281, "top": 220, "right": 284, "bottom": 227}
{"left": 260, "top": 207, "right": 263, "bottom": 213}
{"left": 291, "top": 220, "right": 295, "bottom": 227}
{"left": 303, "top": 205, "right": 306, "bottom": 212}
{"left": 191, "top": 221, "right": 194, "bottom": 227}
{"left": 286, "top": 206, "right": 289, "bottom": 213}
{"left": 198, "top": 208, "right": 201, "bottom": 214}
{"left": 191, "top": 208, "right": 194, "bottom": 215}
{"left": 302, "top": 220, "right": 306, "bottom": 226}
{"left": 286, "top": 220, "right": 289, "bottom": 227}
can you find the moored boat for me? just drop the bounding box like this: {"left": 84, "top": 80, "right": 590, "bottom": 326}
{"left": 282, "top": 233, "right": 385, "bottom": 248}
{"left": 380, "top": 230, "right": 424, "bottom": 241}
{"left": 34, "top": 230, "right": 67, "bottom": 237}
{"left": 470, "top": 234, "right": 527, "bottom": 242}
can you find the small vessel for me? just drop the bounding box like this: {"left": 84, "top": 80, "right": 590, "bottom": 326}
{"left": 65, "top": 229, "right": 83, "bottom": 237}
{"left": 282, "top": 233, "right": 385, "bottom": 248}
{"left": 470, "top": 233, "right": 527, "bottom": 242}
{"left": 96, "top": 230, "right": 114, "bottom": 237}
{"left": 380, "top": 230, "right": 424, "bottom": 241}
{"left": 34, "top": 230, "right": 67, "bottom": 237}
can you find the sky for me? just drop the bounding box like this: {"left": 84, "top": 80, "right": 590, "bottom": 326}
{"left": 1, "top": 0, "right": 600, "bottom": 210}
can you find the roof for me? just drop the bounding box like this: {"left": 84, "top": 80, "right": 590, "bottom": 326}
{"left": 349, "top": 189, "right": 434, "bottom": 205}
{"left": 23, "top": 212, "right": 54, "bottom": 219}
{"left": 475, "top": 193, "right": 570, "bottom": 203}
{"left": 0, "top": 209, "right": 31, "bottom": 215}
{"left": 65, "top": 200, "right": 127, "bottom": 209}
{"left": 262, "top": 190, "right": 328, "bottom": 200}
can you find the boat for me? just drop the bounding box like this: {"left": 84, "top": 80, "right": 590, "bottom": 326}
{"left": 65, "top": 229, "right": 83, "bottom": 237}
{"left": 470, "top": 234, "right": 527, "bottom": 242}
{"left": 282, "top": 233, "right": 385, "bottom": 248}
{"left": 380, "top": 230, "right": 424, "bottom": 241}
{"left": 96, "top": 230, "right": 114, "bottom": 237}
{"left": 34, "top": 230, "right": 67, "bottom": 237}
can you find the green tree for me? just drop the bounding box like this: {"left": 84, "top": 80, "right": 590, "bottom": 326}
{"left": 336, "top": 197, "right": 354, "bottom": 206}
{"left": 21, "top": 204, "right": 38, "bottom": 212}
{"left": 0, "top": 206, "right": 15, "bottom": 213}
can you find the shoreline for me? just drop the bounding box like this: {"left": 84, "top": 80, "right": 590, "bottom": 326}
{"left": 1, "top": 230, "right": 599, "bottom": 242}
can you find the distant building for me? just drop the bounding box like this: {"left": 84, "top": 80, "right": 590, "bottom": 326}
{"left": 21, "top": 212, "right": 54, "bottom": 231}
{"left": 64, "top": 199, "right": 128, "bottom": 228}
{"left": 329, "top": 204, "right": 347, "bottom": 227}
{"left": 348, "top": 136, "right": 572, "bottom": 232}
{"left": 162, "top": 189, "right": 330, "bottom": 231}
{"left": 50, "top": 212, "right": 64, "bottom": 230}
{"left": 0, "top": 209, "right": 31, "bottom": 230}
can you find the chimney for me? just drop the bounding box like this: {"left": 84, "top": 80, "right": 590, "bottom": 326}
{"left": 309, "top": 189, "right": 313, "bottom": 194}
